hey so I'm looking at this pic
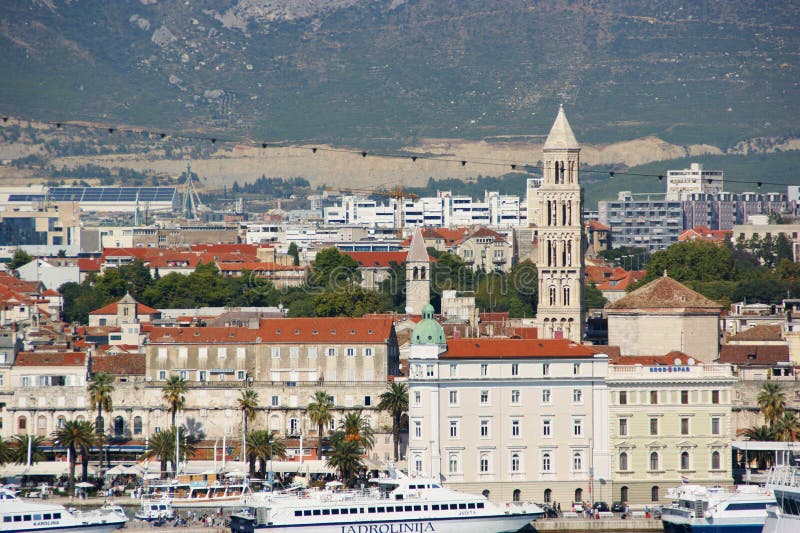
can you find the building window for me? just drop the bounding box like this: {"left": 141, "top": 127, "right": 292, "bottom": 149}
{"left": 711, "top": 451, "right": 721, "bottom": 470}
{"left": 511, "top": 363, "right": 519, "bottom": 376}
{"left": 543, "top": 363, "right": 550, "bottom": 377}
{"left": 650, "top": 418, "right": 659, "bottom": 436}
{"left": 413, "top": 420, "right": 421, "bottom": 439}
{"left": 448, "top": 454, "right": 460, "bottom": 474}
{"left": 363, "top": 348, "right": 373, "bottom": 357}
{"left": 449, "top": 420, "right": 459, "bottom": 438}
{"left": 271, "top": 395, "right": 279, "bottom": 407}
{"left": 198, "top": 370, "right": 207, "bottom": 382}
{"left": 651, "top": 486, "right": 660, "bottom": 502}
{"left": 449, "top": 390, "right": 458, "bottom": 405}
{"left": 413, "top": 391, "right": 421, "bottom": 405}
{"left": 544, "top": 488, "right": 552, "bottom": 503}
{"left": 542, "top": 389, "right": 551, "bottom": 403}
{"left": 542, "top": 419, "right": 551, "bottom": 437}
{"left": 680, "top": 451, "right": 690, "bottom": 470}
{"left": 620, "top": 486, "right": 629, "bottom": 503}
{"left": 511, "top": 419, "right": 520, "bottom": 437}
{"left": 511, "top": 390, "right": 520, "bottom": 404}
{"left": 619, "top": 452, "right": 628, "bottom": 471}
{"left": 511, "top": 453, "right": 521, "bottom": 472}
{"left": 681, "top": 418, "right": 690, "bottom": 436}
{"left": 711, "top": 417, "right": 720, "bottom": 435}
{"left": 650, "top": 391, "right": 658, "bottom": 404}
{"left": 480, "top": 364, "right": 488, "bottom": 376}
{"left": 217, "top": 347, "right": 227, "bottom": 359}
{"left": 480, "top": 390, "right": 489, "bottom": 404}
{"left": 573, "top": 452, "right": 583, "bottom": 471}
{"left": 681, "top": 390, "right": 689, "bottom": 404}
{"left": 573, "top": 419, "right": 582, "bottom": 437}
{"left": 479, "top": 454, "right": 490, "bottom": 473}
{"left": 573, "top": 363, "right": 580, "bottom": 375}
{"left": 449, "top": 364, "right": 457, "bottom": 377}
{"left": 573, "top": 389, "right": 582, "bottom": 403}
{"left": 619, "top": 391, "right": 627, "bottom": 405}
{"left": 414, "top": 456, "right": 423, "bottom": 474}
{"left": 619, "top": 418, "right": 628, "bottom": 437}
{"left": 158, "top": 370, "right": 167, "bottom": 381}
{"left": 346, "top": 347, "right": 355, "bottom": 357}
{"left": 426, "top": 365, "right": 434, "bottom": 377}
{"left": 650, "top": 452, "right": 660, "bottom": 471}
{"left": 327, "top": 348, "right": 337, "bottom": 357}
{"left": 542, "top": 453, "right": 552, "bottom": 472}
{"left": 133, "top": 416, "right": 142, "bottom": 435}
{"left": 711, "top": 390, "right": 720, "bottom": 404}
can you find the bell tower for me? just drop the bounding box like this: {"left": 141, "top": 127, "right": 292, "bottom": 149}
{"left": 535, "top": 105, "right": 585, "bottom": 342}
{"left": 405, "top": 227, "right": 430, "bottom": 315}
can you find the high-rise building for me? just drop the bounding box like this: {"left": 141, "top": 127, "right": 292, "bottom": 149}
{"left": 666, "top": 163, "right": 723, "bottom": 199}
{"left": 534, "top": 106, "right": 584, "bottom": 342}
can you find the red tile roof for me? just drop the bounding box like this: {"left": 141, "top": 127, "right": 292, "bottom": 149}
{"left": 585, "top": 220, "right": 610, "bottom": 231}
{"left": 678, "top": 226, "right": 732, "bottom": 244}
{"left": 441, "top": 338, "right": 601, "bottom": 359}
{"left": 89, "top": 300, "right": 160, "bottom": 316}
{"left": 149, "top": 326, "right": 265, "bottom": 344}
{"left": 717, "top": 345, "right": 790, "bottom": 365}
{"left": 91, "top": 354, "right": 146, "bottom": 375}
{"left": 257, "top": 317, "right": 394, "bottom": 343}
{"left": 77, "top": 258, "right": 101, "bottom": 272}
{"left": 217, "top": 262, "right": 304, "bottom": 272}
{"left": 344, "top": 252, "right": 409, "bottom": 268}
{"left": 466, "top": 227, "right": 506, "bottom": 242}
{"left": 15, "top": 352, "right": 86, "bottom": 366}
{"left": 729, "top": 324, "right": 783, "bottom": 342}
{"left": 607, "top": 275, "right": 722, "bottom": 311}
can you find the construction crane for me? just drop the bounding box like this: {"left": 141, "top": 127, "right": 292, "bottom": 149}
{"left": 325, "top": 185, "right": 420, "bottom": 231}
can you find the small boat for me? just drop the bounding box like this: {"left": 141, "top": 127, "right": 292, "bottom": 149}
{"left": 764, "top": 466, "right": 800, "bottom": 533}
{"left": 230, "top": 474, "right": 544, "bottom": 533}
{"left": 0, "top": 487, "right": 127, "bottom": 532}
{"left": 142, "top": 471, "right": 252, "bottom": 509}
{"left": 660, "top": 483, "right": 774, "bottom": 533}
{"left": 134, "top": 496, "right": 174, "bottom": 521}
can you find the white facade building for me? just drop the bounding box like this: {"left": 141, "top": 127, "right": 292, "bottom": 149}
{"left": 666, "top": 163, "right": 723, "bottom": 200}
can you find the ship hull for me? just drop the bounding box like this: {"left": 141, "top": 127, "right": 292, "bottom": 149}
{"left": 1, "top": 520, "right": 127, "bottom": 533}
{"left": 230, "top": 513, "right": 539, "bottom": 533}
{"left": 661, "top": 521, "right": 764, "bottom": 533}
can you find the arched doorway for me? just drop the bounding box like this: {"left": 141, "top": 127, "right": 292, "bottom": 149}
{"left": 114, "top": 416, "right": 124, "bottom": 437}
{"left": 544, "top": 488, "right": 552, "bottom": 503}
{"left": 482, "top": 489, "right": 490, "bottom": 498}
{"left": 513, "top": 489, "right": 521, "bottom": 502}
{"left": 620, "top": 486, "right": 629, "bottom": 503}
{"left": 575, "top": 488, "right": 583, "bottom": 503}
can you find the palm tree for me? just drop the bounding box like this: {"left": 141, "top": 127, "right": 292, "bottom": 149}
{"left": 326, "top": 437, "right": 364, "bottom": 487}
{"left": 0, "top": 438, "right": 10, "bottom": 465}
{"left": 162, "top": 375, "right": 188, "bottom": 429}
{"left": 237, "top": 389, "right": 259, "bottom": 464}
{"left": 742, "top": 425, "right": 776, "bottom": 469}
{"left": 307, "top": 391, "right": 334, "bottom": 458}
{"left": 378, "top": 382, "right": 408, "bottom": 462}
{"left": 8, "top": 434, "right": 45, "bottom": 465}
{"left": 339, "top": 410, "right": 375, "bottom": 451}
{"left": 774, "top": 412, "right": 800, "bottom": 441}
{"left": 757, "top": 382, "right": 786, "bottom": 428}
{"left": 53, "top": 420, "right": 96, "bottom": 497}
{"left": 246, "top": 430, "right": 287, "bottom": 478}
{"left": 141, "top": 427, "right": 197, "bottom": 478}
{"left": 87, "top": 372, "right": 114, "bottom": 470}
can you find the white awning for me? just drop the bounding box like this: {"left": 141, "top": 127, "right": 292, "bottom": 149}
{"left": 2, "top": 462, "right": 98, "bottom": 477}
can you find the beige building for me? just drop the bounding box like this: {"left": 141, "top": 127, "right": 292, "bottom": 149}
{"left": 606, "top": 274, "right": 722, "bottom": 362}
{"left": 607, "top": 355, "right": 736, "bottom": 505}
{"left": 456, "top": 227, "right": 514, "bottom": 273}
{"left": 407, "top": 307, "right": 610, "bottom": 505}
{"left": 732, "top": 221, "right": 800, "bottom": 262}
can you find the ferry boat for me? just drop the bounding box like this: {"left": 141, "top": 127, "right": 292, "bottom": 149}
{"left": 134, "top": 496, "right": 175, "bottom": 521}
{"left": 0, "top": 487, "right": 128, "bottom": 532}
{"left": 660, "top": 483, "right": 774, "bottom": 533}
{"left": 229, "top": 476, "right": 544, "bottom": 533}
{"left": 142, "top": 471, "right": 252, "bottom": 508}
{"left": 764, "top": 466, "right": 800, "bottom": 533}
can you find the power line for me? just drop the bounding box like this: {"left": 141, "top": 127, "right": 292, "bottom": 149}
{"left": 0, "top": 114, "right": 792, "bottom": 189}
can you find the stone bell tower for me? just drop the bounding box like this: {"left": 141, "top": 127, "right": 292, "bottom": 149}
{"left": 405, "top": 227, "right": 430, "bottom": 315}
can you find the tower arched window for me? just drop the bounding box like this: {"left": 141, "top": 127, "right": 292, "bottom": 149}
{"left": 559, "top": 161, "right": 566, "bottom": 182}
{"left": 549, "top": 286, "right": 557, "bottom": 306}
{"left": 420, "top": 266, "right": 426, "bottom": 280}
{"left": 562, "top": 201, "right": 567, "bottom": 225}
{"left": 563, "top": 286, "right": 570, "bottom": 306}
{"left": 554, "top": 161, "right": 560, "bottom": 183}
{"left": 413, "top": 266, "right": 419, "bottom": 280}
{"left": 566, "top": 240, "right": 572, "bottom": 265}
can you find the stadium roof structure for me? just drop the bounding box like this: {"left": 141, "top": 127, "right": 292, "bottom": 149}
{"left": 48, "top": 187, "right": 176, "bottom": 203}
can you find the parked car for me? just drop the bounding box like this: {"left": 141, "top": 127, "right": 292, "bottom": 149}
{"left": 611, "top": 501, "right": 625, "bottom": 513}
{"left": 593, "top": 501, "right": 610, "bottom": 513}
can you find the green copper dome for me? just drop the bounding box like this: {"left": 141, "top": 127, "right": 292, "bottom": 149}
{"left": 411, "top": 304, "right": 446, "bottom": 345}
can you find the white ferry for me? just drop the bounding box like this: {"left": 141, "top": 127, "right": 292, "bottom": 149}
{"left": 764, "top": 466, "right": 800, "bottom": 533}
{"left": 229, "top": 476, "right": 544, "bottom": 533}
{"left": 142, "top": 471, "right": 251, "bottom": 508}
{"left": 0, "top": 487, "right": 128, "bottom": 533}
{"left": 660, "top": 484, "right": 774, "bottom": 533}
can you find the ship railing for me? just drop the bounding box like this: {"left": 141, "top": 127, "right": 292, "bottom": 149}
{"left": 767, "top": 466, "right": 800, "bottom": 488}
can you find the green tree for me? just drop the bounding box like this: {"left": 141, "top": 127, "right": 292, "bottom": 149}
{"left": 310, "top": 248, "right": 361, "bottom": 289}
{"left": 8, "top": 249, "right": 33, "bottom": 270}
{"left": 757, "top": 382, "right": 787, "bottom": 428}
{"left": 646, "top": 241, "right": 736, "bottom": 283}
{"left": 162, "top": 375, "right": 188, "bottom": 429}
{"left": 338, "top": 411, "right": 375, "bottom": 451}
{"left": 9, "top": 434, "right": 45, "bottom": 465}
{"left": 378, "top": 382, "right": 408, "bottom": 462}
{"left": 508, "top": 260, "right": 538, "bottom": 316}
{"left": 775, "top": 234, "right": 793, "bottom": 264}
{"left": 237, "top": 389, "right": 259, "bottom": 462}
{"left": 598, "top": 246, "right": 651, "bottom": 271}
{"left": 0, "top": 438, "right": 10, "bottom": 465}
{"left": 53, "top": 420, "right": 96, "bottom": 496}
{"left": 312, "top": 286, "right": 389, "bottom": 317}
{"left": 773, "top": 412, "right": 800, "bottom": 442}
{"left": 379, "top": 261, "right": 407, "bottom": 313}
{"left": 118, "top": 259, "right": 153, "bottom": 296}
{"left": 246, "top": 430, "right": 287, "bottom": 478}
{"left": 326, "top": 437, "right": 364, "bottom": 487}
{"left": 307, "top": 391, "right": 334, "bottom": 459}
{"left": 87, "top": 372, "right": 114, "bottom": 471}
{"left": 584, "top": 283, "right": 608, "bottom": 309}
{"left": 141, "top": 427, "right": 198, "bottom": 478}
{"left": 288, "top": 242, "right": 301, "bottom": 266}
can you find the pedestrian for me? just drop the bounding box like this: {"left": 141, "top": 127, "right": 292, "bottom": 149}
{"left": 557, "top": 502, "right": 561, "bottom": 515}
